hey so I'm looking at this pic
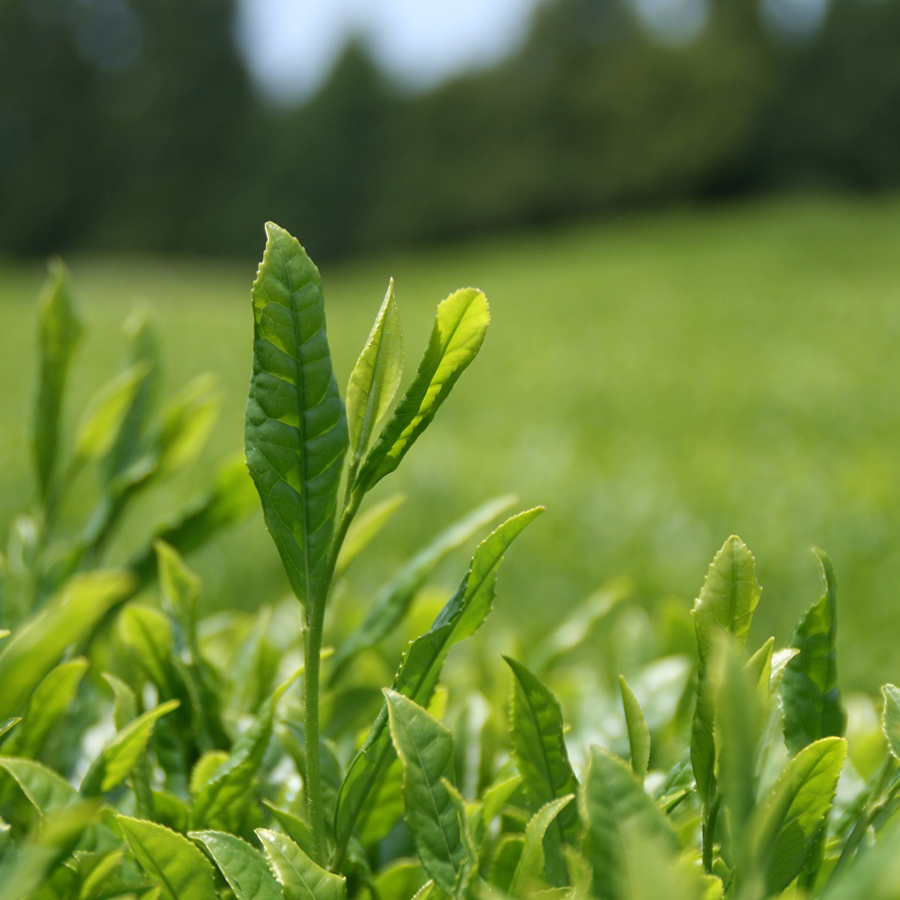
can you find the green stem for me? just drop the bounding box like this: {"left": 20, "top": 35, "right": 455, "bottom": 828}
{"left": 702, "top": 794, "right": 721, "bottom": 873}
{"left": 303, "top": 490, "right": 362, "bottom": 865}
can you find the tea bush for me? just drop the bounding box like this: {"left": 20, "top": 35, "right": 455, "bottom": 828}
{"left": 1, "top": 225, "right": 900, "bottom": 899}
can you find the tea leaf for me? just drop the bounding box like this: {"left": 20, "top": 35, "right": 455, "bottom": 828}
{"left": 190, "top": 830, "right": 284, "bottom": 900}
{"left": 0, "top": 571, "right": 134, "bottom": 719}
{"left": 750, "top": 736, "right": 847, "bottom": 894}
{"left": 81, "top": 699, "right": 180, "bottom": 795}
{"left": 385, "top": 690, "right": 474, "bottom": 896}
{"left": 505, "top": 654, "right": 579, "bottom": 880}
{"left": 331, "top": 494, "right": 515, "bottom": 681}
{"left": 782, "top": 548, "right": 845, "bottom": 756}
{"left": 190, "top": 672, "right": 297, "bottom": 831}
{"left": 245, "top": 223, "right": 348, "bottom": 611}
{"left": 333, "top": 508, "right": 541, "bottom": 858}
{"left": 580, "top": 746, "right": 679, "bottom": 900}
{"left": 691, "top": 536, "right": 761, "bottom": 804}
{"left": 256, "top": 828, "right": 346, "bottom": 900}
{"left": 117, "top": 815, "right": 219, "bottom": 900}
{"left": 75, "top": 363, "right": 151, "bottom": 463}
{"left": 335, "top": 492, "right": 406, "bottom": 576}
{"left": 3, "top": 657, "right": 88, "bottom": 759}
{"left": 346, "top": 278, "right": 403, "bottom": 480}
{"left": 881, "top": 684, "right": 900, "bottom": 760}
{"left": 353, "top": 287, "right": 489, "bottom": 495}
{"left": 33, "top": 259, "right": 82, "bottom": 502}
{"left": 618, "top": 675, "right": 651, "bottom": 780}
{"left": 0, "top": 756, "right": 78, "bottom": 814}
{"left": 156, "top": 373, "right": 222, "bottom": 475}
{"left": 509, "top": 795, "right": 575, "bottom": 897}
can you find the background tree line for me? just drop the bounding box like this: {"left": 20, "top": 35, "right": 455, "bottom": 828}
{"left": 2, "top": 0, "right": 899, "bottom": 262}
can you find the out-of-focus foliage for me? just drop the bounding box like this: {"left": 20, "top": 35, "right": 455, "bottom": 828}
{"left": 2, "top": 0, "right": 900, "bottom": 260}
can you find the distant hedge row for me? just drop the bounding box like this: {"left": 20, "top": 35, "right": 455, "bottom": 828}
{"left": 2, "top": 0, "right": 899, "bottom": 261}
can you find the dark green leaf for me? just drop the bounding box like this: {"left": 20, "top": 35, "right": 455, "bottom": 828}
{"left": 245, "top": 223, "right": 349, "bottom": 610}
{"left": 782, "top": 548, "right": 845, "bottom": 756}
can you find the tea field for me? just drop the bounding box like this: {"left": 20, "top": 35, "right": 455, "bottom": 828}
{"left": 2, "top": 193, "right": 900, "bottom": 691}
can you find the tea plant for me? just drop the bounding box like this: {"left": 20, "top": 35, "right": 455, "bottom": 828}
{"left": 2, "top": 225, "right": 900, "bottom": 898}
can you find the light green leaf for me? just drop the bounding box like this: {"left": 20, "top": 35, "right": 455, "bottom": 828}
{"left": 580, "top": 746, "right": 679, "bottom": 900}
{"left": 155, "top": 540, "right": 201, "bottom": 649}
{"left": 117, "top": 815, "right": 218, "bottom": 900}
{"left": 330, "top": 495, "right": 515, "bottom": 681}
{"left": 81, "top": 700, "right": 180, "bottom": 795}
{"left": 618, "top": 675, "right": 651, "bottom": 780}
{"left": 190, "top": 672, "right": 297, "bottom": 831}
{"left": 32, "top": 260, "right": 82, "bottom": 502}
{"left": 335, "top": 492, "right": 406, "bottom": 576}
{"left": 505, "top": 655, "right": 579, "bottom": 883}
{"left": 262, "top": 802, "right": 316, "bottom": 859}
{"left": 245, "top": 223, "right": 349, "bottom": 610}
{"left": 510, "top": 795, "right": 575, "bottom": 897}
{"left": 0, "top": 571, "right": 134, "bottom": 719}
{"left": 745, "top": 637, "right": 774, "bottom": 702}
{"left": 190, "top": 830, "right": 283, "bottom": 900}
{"left": 102, "top": 672, "right": 138, "bottom": 729}
{"left": 117, "top": 605, "right": 173, "bottom": 690}
{"left": 4, "top": 657, "right": 88, "bottom": 759}
{"left": 750, "top": 736, "right": 847, "bottom": 894}
{"left": 128, "top": 454, "right": 258, "bottom": 590}
{"left": 75, "top": 363, "right": 151, "bottom": 463}
{"left": 346, "top": 278, "right": 403, "bottom": 480}
{"left": 691, "top": 536, "right": 761, "bottom": 804}
{"left": 156, "top": 373, "right": 221, "bottom": 474}
{"left": 0, "top": 756, "right": 78, "bottom": 814}
{"left": 256, "top": 829, "right": 346, "bottom": 900}
{"left": 782, "top": 548, "right": 845, "bottom": 756}
{"left": 333, "top": 508, "right": 541, "bottom": 859}
{"left": 881, "top": 684, "right": 900, "bottom": 760}
{"left": 354, "top": 287, "right": 489, "bottom": 495}
{"left": 385, "top": 690, "right": 473, "bottom": 897}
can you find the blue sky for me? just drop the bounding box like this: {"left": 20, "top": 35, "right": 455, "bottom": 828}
{"left": 235, "top": 0, "right": 546, "bottom": 102}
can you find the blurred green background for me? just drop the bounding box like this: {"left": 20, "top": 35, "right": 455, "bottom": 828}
{"left": 2, "top": 0, "right": 900, "bottom": 690}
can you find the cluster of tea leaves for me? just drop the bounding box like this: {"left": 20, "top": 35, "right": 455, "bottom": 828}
{"left": 3, "top": 229, "right": 900, "bottom": 898}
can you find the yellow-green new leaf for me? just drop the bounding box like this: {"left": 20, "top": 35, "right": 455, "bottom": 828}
{"left": 256, "top": 829, "right": 346, "bottom": 900}
{"left": 781, "top": 549, "right": 845, "bottom": 756}
{"left": 346, "top": 279, "right": 403, "bottom": 480}
{"left": 333, "top": 508, "right": 541, "bottom": 858}
{"left": 245, "top": 223, "right": 349, "bottom": 610}
{"left": 354, "top": 287, "right": 489, "bottom": 495}
{"left": 0, "top": 571, "right": 134, "bottom": 719}
{"left": 117, "top": 815, "right": 218, "bottom": 900}
{"left": 881, "top": 684, "right": 900, "bottom": 760}
{"left": 75, "top": 363, "right": 151, "bottom": 463}
{"left": 0, "top": 756, "right": 78, "bottom": 814}
{"left": 691, "top": 536, "right": 761, "bottom": 805}
{"left": 618, "top": 675, "right": 651, "bottom": 781}
{"left": 33, "top": 260, "right": 82, "bottom": 501}
{"left": 580, "top": 747, "right": 679, "bottom": 900}
{"left": 505, "top": 655, "right": 579, "bottom": 884}
{"left": 750, "top": 736, "right": 847, "bottom": 894}
{"left": 81, "top": 700, "right": 180, "bottom": 795}
{"left": 190, "top": 830, "right": 284, "bottom": 900}
{"left": 509, "top": 795, "right": 575, "bottom": 897}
